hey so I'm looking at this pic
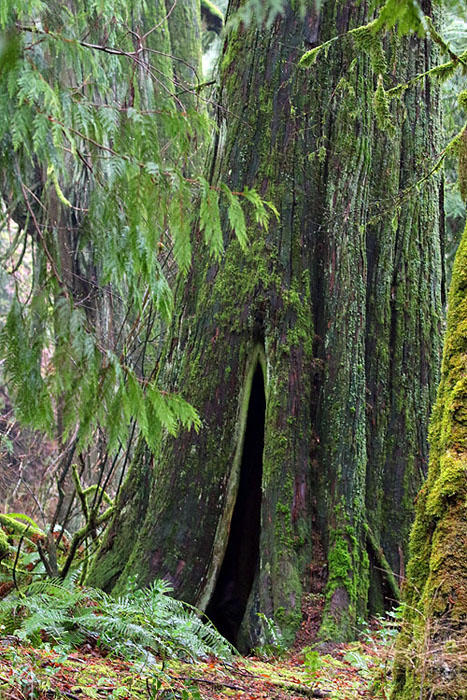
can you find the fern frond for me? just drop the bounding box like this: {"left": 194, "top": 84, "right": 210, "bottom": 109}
{"left": 0, "top": 576, "right": 233, "bottom": 662}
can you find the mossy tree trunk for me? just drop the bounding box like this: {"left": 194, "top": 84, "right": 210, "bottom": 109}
{"left": 88, "top": 0, "right": 444, "bottom": 646}
{"left": 392, "top": 158, "right": 467, "bottom": 699}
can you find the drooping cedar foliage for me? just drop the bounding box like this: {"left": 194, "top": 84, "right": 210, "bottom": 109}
{"left": 0, "top": 0, "right": 273, "bottom": 457}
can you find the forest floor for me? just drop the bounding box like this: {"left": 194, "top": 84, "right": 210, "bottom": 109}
{"left": 0, "top": 636, "right": 392, "bottom": 700}
{"left": 0, "top": 612, "right": 395, "bottom": 700}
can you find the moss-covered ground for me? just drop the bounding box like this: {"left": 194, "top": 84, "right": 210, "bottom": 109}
{"left": 0, "top": 632, "right": 393, "bottom": 699}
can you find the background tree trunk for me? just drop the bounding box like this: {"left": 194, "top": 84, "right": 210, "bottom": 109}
{"left": 88, "top": 0, "right": 444, "bottom": 646}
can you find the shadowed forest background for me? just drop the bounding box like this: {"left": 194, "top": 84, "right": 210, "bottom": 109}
{"left": 0, "top": 1, "right": 466, "bottom": 698}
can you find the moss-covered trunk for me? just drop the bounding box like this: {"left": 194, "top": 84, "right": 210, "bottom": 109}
{"left": 392, "top": 155, "right": 466, "bottom": 699}
{"left": 88, "top": 0, "right": 443, "bottom": 646}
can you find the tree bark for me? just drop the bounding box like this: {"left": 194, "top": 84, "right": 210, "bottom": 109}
{"left": 392, "top": 160, "right": 466, "bottom": 699}
{"left": 88, "top": 0, "right": 444, "bottom": 646}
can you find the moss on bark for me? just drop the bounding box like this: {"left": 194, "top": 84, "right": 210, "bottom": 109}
{"left": 90, "top": 1, "right": 443, "bottom": 646}
{"left": 392, "top": 220, "right": 467, "bottom": 699}
{"left": 201, "top": 0, "right": 223, "bottom": 34}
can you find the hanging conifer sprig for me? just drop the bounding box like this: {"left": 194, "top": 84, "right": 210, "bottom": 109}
{"left": 0, "top": 0, "right": 272, "bottom": 452}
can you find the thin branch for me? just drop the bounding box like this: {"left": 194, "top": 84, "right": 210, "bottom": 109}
{"left": 37, "top": 540, "right": 56, "bottom": 578}
{"left": 16, "top": 23, "right": 143, "bottom": 57}
{"left": 12, "top": 523, "right": 30, "bottom": 593}
{"left": 59, "top": 505, "right": 114, "bottom": 579}
{"left": 19, "top": 180, "right": 68, "bottom": 294}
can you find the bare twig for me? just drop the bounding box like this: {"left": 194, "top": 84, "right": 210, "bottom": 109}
{"left": 37, "top": 540, "right": 56, "bottom": 578}
{"left": 12, "top": 523, "right": 31, "bottom": 593}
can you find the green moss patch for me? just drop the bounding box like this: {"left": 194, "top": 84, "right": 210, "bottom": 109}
{"left": 0, "top": 634, "right": 396, "bottom": 699}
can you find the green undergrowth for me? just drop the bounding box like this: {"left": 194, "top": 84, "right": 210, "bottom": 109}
{"left": 0, "top": 518, "right": 398, "bottom": 697}
{"left": 0, "top": 610, "right": 400, "bottom": 699}
{"left": 0, "top": 637, "right": 394, "bottom": 699}
{"left": 0, "top": 575, "right": 232, "bottom": 665}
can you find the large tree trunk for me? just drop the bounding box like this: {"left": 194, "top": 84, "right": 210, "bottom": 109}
{"left": 88, "top": 0, "right": 444, "bottom": 646}
{"left": 392, "top": 152, "right": 467, "bottom": 699}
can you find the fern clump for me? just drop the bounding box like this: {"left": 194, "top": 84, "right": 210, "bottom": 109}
{"left": 0, "top": 576, "right": 233, "bottom": 662}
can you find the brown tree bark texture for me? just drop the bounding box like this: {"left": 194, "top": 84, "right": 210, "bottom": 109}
{"left": 88, "top": 0, "right": 444, "bottom": 645}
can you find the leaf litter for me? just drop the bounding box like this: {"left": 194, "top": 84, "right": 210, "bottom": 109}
{"left": 0, "top": 632, "right": 391, "bottom": 699}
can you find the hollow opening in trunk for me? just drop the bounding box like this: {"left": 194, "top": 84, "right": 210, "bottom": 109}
{"left": 206, "top": 363, "right": 265, "bottom": 648}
